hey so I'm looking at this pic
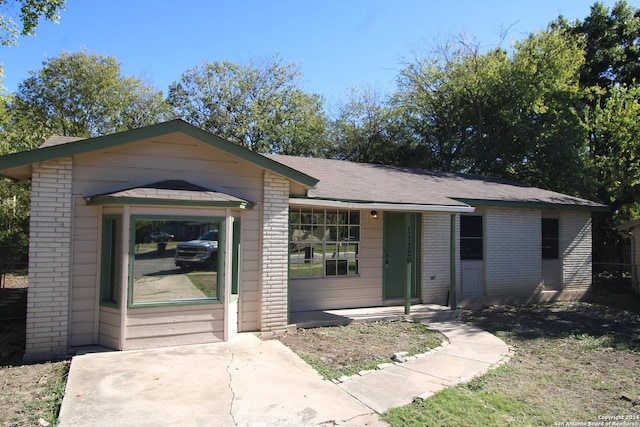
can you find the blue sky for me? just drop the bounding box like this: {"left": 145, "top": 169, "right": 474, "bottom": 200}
{"left": 1, "top": 0, "right": 621, "bottom": 106}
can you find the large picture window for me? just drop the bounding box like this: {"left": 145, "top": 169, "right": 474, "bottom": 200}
{"left": 130, "top": 216, "right": 223, "bottom": 306}
{"left": 289, "top": 208, "right": 360, "bottom": 278}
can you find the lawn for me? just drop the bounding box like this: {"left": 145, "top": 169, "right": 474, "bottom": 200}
{"left": 281, "top": 290, "right": 640, "bottom": 427}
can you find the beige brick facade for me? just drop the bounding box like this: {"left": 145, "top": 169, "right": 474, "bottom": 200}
{"left": 260, "top": 171, "right": 290, "bottom": 330}
{"left": 25, "top": 158, "right": 73, "bottom": 360}
{"left": 421, "top": 212, "right": 459, "bottom": 305}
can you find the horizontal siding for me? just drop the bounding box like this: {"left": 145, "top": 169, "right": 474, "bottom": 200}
{"left": 73, "top": 137, "right": 264, "bottom": 204}
{"left": 125, "top": 305, "right": 224, "bottom": 350}
{"left": 98, "top": 307, "right": 120, "bottom": 349}
{"left": 69, "top": 197, "right": 99, "bottom": 347}
{"left": 289, "top": 214, "right": 382, "bottom": 312}
{"left": 239, "top": 210, "right": 260, "bottom": 332}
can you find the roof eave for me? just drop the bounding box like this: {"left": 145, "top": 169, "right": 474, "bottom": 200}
{"left": 453, "top": 198, "right": 609, "bottom": 212}
{"left": 289, "top": 197, "right": 475, "bottom": 213}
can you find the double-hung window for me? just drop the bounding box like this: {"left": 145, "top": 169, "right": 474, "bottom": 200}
{"left": 289, "top": 208, "right": 360, "bottom": 278}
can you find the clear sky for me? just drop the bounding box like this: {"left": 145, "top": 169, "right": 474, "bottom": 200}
{"left": 0, "top": 0, "right": 622, "bottom": 106}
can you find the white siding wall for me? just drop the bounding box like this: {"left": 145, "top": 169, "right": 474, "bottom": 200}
{"left": 289, "top": 210, "right": 382, "bottom": 312}
{"left": 25, "top": 158, "right": 73, "bottom": 360}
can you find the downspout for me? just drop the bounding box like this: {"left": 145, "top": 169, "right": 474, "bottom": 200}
{"left": 450, "top": 214, "right": 457, "bottom": 310}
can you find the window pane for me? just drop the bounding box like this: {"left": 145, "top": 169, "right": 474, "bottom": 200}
{"left": 461, "top": 239, "right": 483, "bottom": 260}
{"left": 461, "top": 216, "right": 482, "bottom": 238}
{"left": 542, "top": 218, "right": 559, "bottom": 259}
{"left": 289, "top": 209, "right": 360, "bottom": 278}
{"left": 131, "top": 218, "right": 220, "bottom": 305}
{"left": 101, "top": 216, "right": 121, "bottom": 305}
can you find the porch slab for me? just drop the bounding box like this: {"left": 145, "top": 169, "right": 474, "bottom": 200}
{"left": 290, "top": 304, "right": 458, "bottom": 328}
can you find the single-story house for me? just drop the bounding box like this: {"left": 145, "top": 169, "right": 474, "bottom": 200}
{"left": 0, "top": 119, "right": 607, "bottom": 360}
{"left": 615, "top": 219, "right": 640, "bottom": 295}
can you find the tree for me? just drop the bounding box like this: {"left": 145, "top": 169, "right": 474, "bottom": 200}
{"left": 566, "top": 0, "right": 640, "bottom": 90}
{"left": 394, "top": 36, "right": 508, "bottom": 172}
{"left": 328, "top": 86, "right": 397, "bottom": 163}
{"left": 11, "top": 50, "right": 174, "bottom": 139}
{"left": 168, "top": 55, "right": 329, "bottom": 155}
{"left": 0, "top": 0, "right": 65, "bottom": 46}
{"left": 393, "top": 30, "right": 587, "bottom": 196}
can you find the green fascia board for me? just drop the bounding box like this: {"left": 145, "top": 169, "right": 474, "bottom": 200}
{"left": 0, "top": 119, "right": 319, "bottom": 188}
{"left": 86, "top": 195, "right": 254, "bottom": 209}
{"left": 453, "top": 198, "right": 610, "bottom": 212}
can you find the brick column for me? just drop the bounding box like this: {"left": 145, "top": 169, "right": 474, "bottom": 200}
{"left": 260, "top": 172, "right": 290, "bottom": 330}
{"left": 24, "top": 157, "right": 73, "bottom": 360}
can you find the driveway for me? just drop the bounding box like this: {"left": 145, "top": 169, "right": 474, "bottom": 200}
{"left": 58, "top": 333, "right": 386, "bottom": 427}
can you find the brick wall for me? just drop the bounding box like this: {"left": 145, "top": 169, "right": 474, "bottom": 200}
{"left": 25, "top": 158, "right": 73, "bottom": 360}
{"left": 260, "top": 172, "right": 290, "bottom": 330}
{"left": 421, "top": 212, "right": 459, "bottom": 305}
{"left": 484, "top": 207, "right": 542, "bottom": 295}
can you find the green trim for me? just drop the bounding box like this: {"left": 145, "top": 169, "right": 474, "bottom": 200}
{"left": 0, "top": 119, "right": 319, "bottom": 188}
{"left": 127, "top": 213, "right": 226, "bottom": 308}
{"left": 87, "top": 195, "right": 254, "bottom": 209}
{"left": 453, "top": 198, "right": 609, "bottom": 212}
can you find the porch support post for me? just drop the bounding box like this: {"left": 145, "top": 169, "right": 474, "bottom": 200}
{"left": 450, "top": 214, "right": 457, "bottom": 310}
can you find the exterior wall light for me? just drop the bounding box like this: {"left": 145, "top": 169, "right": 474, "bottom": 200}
{"left": 370, "top": 210, "right": 379, "bottom": 220}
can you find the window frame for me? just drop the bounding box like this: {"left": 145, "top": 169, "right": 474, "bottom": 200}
{"left": 128, "top": 214, "right": 225, "bottom": 308}
{"left": 289, "top": 208, "right": 360, "bottom": 279}
{"left": 460, "top": 215, "right": 483, "bottom": 261}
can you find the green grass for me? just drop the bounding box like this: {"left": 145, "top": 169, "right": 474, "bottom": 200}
{"left": 381, "top": 366, "right": 549, "bottom": 427}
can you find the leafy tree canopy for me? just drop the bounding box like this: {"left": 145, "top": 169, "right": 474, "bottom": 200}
{"left": 0, "top": 0, "right": 65, "bottom": 46}
{"left": 168, "top": 55, "right": 329, "bottom": 156}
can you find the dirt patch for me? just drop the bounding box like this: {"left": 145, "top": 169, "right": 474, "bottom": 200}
{"left": 279, "top": 320, "right": 445, "bottom": 379}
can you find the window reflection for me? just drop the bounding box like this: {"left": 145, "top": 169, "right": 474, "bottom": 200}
{"left": 131, "top": 218, "right": 220, "bottom": 305}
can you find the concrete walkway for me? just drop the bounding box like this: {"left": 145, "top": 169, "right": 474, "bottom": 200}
{"left": 58, "top": 321, "right": 509, "bottom": 427}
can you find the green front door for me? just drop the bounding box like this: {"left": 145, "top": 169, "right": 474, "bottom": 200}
{"left": 383, "top": 212, "right": 420, "bottom": 300}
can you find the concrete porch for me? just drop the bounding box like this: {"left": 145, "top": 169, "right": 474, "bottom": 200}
{"left": 290, "top": 304, "right": 458, "bottom": 329}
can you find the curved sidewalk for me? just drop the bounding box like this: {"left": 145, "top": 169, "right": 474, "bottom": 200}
{"left": 336, "top": 321, "right": 511, "bottom": 414}
{"left": 58, "top": 321, "right": 509, "bottom": 426}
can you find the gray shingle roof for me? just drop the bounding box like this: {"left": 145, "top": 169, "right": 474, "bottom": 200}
{"left": 267, "top": 155, "right": 607, "bottom": 211}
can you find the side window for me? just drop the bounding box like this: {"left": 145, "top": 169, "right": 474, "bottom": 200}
{"left": 460, "top": 215, "right": 483, "bottom": 260}
{"left": 100, "top": 216, "right": 121, "bottom": 306}
{"left": 542, "top": 218, "right": 559, "bottom": 259}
